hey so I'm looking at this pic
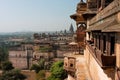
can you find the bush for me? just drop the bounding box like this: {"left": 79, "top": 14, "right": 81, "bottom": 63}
{"left": 1, "top": 61, "right": 14, "bottom": 71}
{"left": 36, "top": 70, "right": 45, "bottom": 80}
{"left": 0, "top": 61, "right": 26, "bottom": 80}
{"left": 0, "top": 69, "right": 26, "bottom": 80}
{"left": 30, "top": 59, "right": 45, "bottom": 73}
{"left": 30, "top": 64, "right": 41, "bottom": 73}
{"left": 47, "top": 61, "right": 67, "bottom": 80}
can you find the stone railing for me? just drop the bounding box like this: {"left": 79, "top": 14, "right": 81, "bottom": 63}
{"left": 89, "top": 0, "right": 120, "bottom": 25}
{"left": 64, "top": 57, "right": 76, "bottom": 72}
{"left": 86, "top": 41, "right": 116, "bottom": 68}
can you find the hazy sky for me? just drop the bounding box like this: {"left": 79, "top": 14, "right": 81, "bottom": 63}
{"left": 0, "top": 0, "right": 81, "bottom": 32}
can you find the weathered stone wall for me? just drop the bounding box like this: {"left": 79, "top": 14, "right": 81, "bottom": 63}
{"left": 9, "top": 51, "right": 28, "bottom": 69}
{"left": 115, "top": 33, "right": 120, "bottom": 68}
{"left": 115, "top": 33, "right": 120, "bottom": 80}
{"left": 84, "top": 48, "right": 113, "bottom": 80}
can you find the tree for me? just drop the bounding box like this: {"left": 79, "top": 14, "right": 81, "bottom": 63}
{"left": 30, "top": 64, "right": 41, "bottom": 73}
{"left": 47, "top": 61, "right": 67, "bottom": 80}
{"left": 38, "top": 59, "right": 45, "bottom": 69}
{"left": 33, "top": 33, "right": 39, "bottom": 39}
{"left": 1, "top": 61, "right": 14, "bottom": 71}
{"left": 0, "top": 69, "right": 26, "bottom": 80}
{"left": 0, "top": 46, "right": 8, "bottom": 63}
{"left": 30, "top": 59, "right": 45, "bottom": 73}
{"left": 41, "top": 33, "right": 47, "bottom": 38}
{"left": 39, "top": 46, "right": 52, "bottom": 52}
{"left": 0, "top": 61, "right": 26, "bottom": 80}
{"left": 47, "top": 76, "right": 61, "bottom": 80}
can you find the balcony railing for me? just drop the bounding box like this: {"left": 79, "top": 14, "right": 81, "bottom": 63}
{"left": 89, "top": 0, "right": 120, "bottom": 25}
{"left": 64, "top": 57, "right": 76, "bottom": 72}
{"left": 86, "top": 41, "right": 116, "bottom": 68}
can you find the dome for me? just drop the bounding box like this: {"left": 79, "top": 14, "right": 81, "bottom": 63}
{"left": 76, "top": 0, "right": 86, "bottom": 13}
{"left": 78, "top": 0, "right": 86, "bottom": 5}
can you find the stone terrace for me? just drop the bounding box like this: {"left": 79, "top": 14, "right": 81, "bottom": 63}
{"left": 76, "top": 55, "right": 91, "bottom": 80}
{"left": 64, "top": 53, "right": 92, "bottom": 80}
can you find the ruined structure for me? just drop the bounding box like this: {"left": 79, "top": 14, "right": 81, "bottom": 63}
{"left": 9, "top": 43, "right": 33, "bottom": 69}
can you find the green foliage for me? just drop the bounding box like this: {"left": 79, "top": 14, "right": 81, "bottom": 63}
{"left": 47, "top": 76, "right": 61, "bottom": 80}
{"left": 30, "top": 59, "right": 45, "bottom": 73}
{"left": 36, "top": 70, "right": 45, "bottom": 80}
{"left": 1, "top": 61, "right": 14, "bottom": 71}
{"left": 52, "top": 44, "right": 59, "bottom": 51}
{"left": 30, "top": 64, "right": 41, "bottom": 73}
{"left": 38, "top": 59, "right": 45, "bottom": 69}
{"left": 0, "top": 46, "right": 8, "bottom": 62}
{"left": 41, "top": 33, "right": 47, "bottom": 38}
{"left": 47, "top": 61, "right": 67, "bottom": 80}
{"left": 0, "top": 69, "right": 26, "bottom": 80}
{"left": 39, "top": 47, "right": 52, "bottom": 52}
{"left": 0, "top": 62, "right": 26, "bottom": 80}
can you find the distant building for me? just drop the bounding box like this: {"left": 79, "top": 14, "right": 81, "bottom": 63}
{"left": 33, "top": 51, "right": 54, "bottom": 61}
{"left": 9, "top": 43, "right": 33, "bottom": 69}
{"left": 69, "top": 24, "right": 74, "bottom": 34}
{"left": 64, "top": 0, "right": 87, "bottom": 79}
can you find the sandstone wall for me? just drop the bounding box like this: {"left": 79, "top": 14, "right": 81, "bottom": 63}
{"left": 84, "top": 48, "right": 113, "bottom": 80}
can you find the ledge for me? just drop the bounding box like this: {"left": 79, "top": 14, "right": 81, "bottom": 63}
{"left": 89, "top": 0, "right": 120, "bottom": 26}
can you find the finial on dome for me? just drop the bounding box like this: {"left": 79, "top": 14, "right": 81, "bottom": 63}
{"left": 80, "top": 0, "right": 84, "bottom": 2}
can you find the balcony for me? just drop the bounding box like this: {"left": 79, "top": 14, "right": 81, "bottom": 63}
{"left": 116, "top": 68, "right": 120, "bottom": 80}
{"left": 86, "top": 41, "right": 116, "bottom": 68}
{"left": 64, "top": 57, "right": 76, "bottom": 72}
{"left": 89, "top": 0, "right": 120, "bottom": 25}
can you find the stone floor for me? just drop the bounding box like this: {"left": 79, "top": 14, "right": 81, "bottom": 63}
{"left": 64, "top": 52, "right": 92, "bottom": 80}
{"left": 75, "top": 55, "right": 92, "bottom": 80}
